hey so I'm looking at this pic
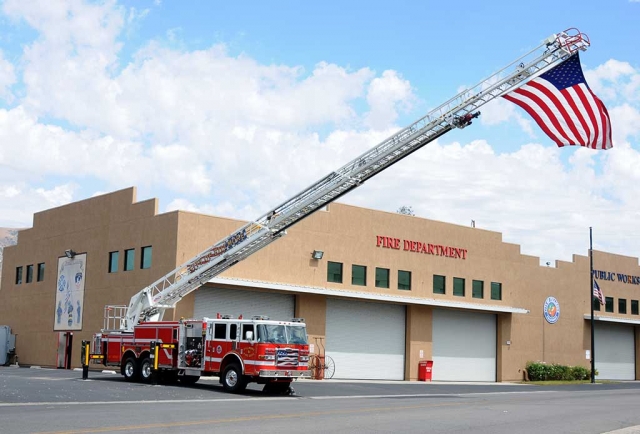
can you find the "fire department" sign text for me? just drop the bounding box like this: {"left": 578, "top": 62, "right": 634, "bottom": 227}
{"left": 376, "top": 235, "right": 467, "bottom": 260}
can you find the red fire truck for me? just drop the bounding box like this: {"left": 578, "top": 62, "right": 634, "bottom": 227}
{"left": 94, "top": 313, "right": 309, "bottom": 393}
{"left": 88, "top": 29, "right": 590, "bottom": 394}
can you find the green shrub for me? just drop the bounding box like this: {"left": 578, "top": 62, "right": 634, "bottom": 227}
{"left": 525, "top": 361, "right": 594, "bottom": 381}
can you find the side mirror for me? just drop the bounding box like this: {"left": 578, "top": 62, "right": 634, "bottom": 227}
{"left": 246, "top": 331, "right": 254, "bottom": 341}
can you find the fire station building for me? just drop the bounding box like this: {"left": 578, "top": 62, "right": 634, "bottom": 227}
{"left": 1, "top": 187, "right": 640, "bottom": 382}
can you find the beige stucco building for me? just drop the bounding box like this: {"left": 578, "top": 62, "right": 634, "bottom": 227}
{"left": 1, "top": 187, "right": 639, "bottom": 381}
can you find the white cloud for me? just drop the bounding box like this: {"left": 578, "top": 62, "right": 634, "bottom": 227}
{"left": 0, "top": 50, "right": 16, "bottom": 101}
{"left": 0, "top": 0, "right": 638, "bottom": 267}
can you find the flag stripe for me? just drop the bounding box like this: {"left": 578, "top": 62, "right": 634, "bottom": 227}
{"left": 503, "top": 93, "right": 564, "bottom": 146}
{"left": 513, "top": 86, "right": 575, "bottom": 144}
{"left": 564, "top": 87, "right": 594, "bottom": 146}
{"left": 528, "top": 80, "right": 585, "bottom": 144}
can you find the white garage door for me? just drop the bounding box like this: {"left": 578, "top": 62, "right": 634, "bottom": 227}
{"left": 595, "top": 322, "right": 635, "bottom": 380}
{"left": 326, "top": 298, "right": 406, "bottom": 380}
{"left": 194, "top": 286, "right": 295, "bottom": 321}
{"left": 432, "top": 309, "right": 496, "bottom": 382}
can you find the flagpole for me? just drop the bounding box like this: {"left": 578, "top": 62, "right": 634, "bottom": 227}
{"left": 590, "top": 227, "right": 595, "bottom": 383}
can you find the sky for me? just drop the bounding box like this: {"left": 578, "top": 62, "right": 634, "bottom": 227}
{"left": 0, "top": 0, "right": 639, "bottom": 266}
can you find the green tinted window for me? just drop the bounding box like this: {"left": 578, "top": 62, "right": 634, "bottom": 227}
{"left": 141, "top": 246, "right": 152, "bottom": 269}
{"left": 124, "top": 249, "right": 135, "bottom": 272}
{"left": 37, "top": 263, "right": 45, "bottom": 282}
{"left": 631, "top": 300, "right": 639, "bottom": 315}
{"left": 375, "top": 268, "right": 390, "bottom": 289}
{"left": 15, "top": 266, "right": 23, "bottom": 285}
{"left": 619, "top": 298, "right": 627, "bottom": 314}
{"left": 26, "top": 265, "right": 33, "bottom": 283}
{"left": 327, "top": 261, "right": 343, "bottom": 283}
{"left": 593, "top": 298, "right": 601, "bottom": 311}
{"left": 398, "top": 270, "right": 411, "bottom": 290}
{"left": 433, "top": 275, "right": 445, "bottom": 294}
{"left": 109, "top": 251, "right": 119, "bottom": 273}
{"left": 472, "top": 280, "right": 483, "bottom": 299}
{"left": 352, "top": 265, "right": 366, "bottom": 286}
{"left": 453, "top": 277, "right": 465, "bottom": 297}
{"left": 605, "top": 297, "right": 614, "bottom": 313}
{"left": 491, "top": 282, "right": 502, "bottom": 300}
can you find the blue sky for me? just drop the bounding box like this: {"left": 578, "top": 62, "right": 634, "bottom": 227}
{"left": 0, "top": 0, "right": 639, "bottom": 265}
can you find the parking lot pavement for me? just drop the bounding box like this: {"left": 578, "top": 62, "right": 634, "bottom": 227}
{"left": 2, "top": 365, "right": 640, "bottom": 405}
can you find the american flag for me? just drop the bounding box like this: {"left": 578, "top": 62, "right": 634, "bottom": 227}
{"left": 503, "top": 53, "right": 612, "bottom": 150}
{"left": 593, "top": 279, "right": 605, "bottom": 305}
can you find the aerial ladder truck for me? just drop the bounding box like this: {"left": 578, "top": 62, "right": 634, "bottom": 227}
{"left": 89, "top": 29, "right": 591, "bottom": 393}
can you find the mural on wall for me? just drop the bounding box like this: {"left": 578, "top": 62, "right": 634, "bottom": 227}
{"left": 54, "top": 253, "right": 86, "bottom": 331}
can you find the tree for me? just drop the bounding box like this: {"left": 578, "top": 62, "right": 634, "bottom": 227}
{"left": 396, "top": 206, "right": 415, "bottom": 216}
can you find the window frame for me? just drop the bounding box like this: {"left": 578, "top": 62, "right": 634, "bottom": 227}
{"left": 15, "top": 266, "right": 23, "bottom": 285}
{"left": 605, "top": 297, "right": 614, "bottom": 313}
{"left": 141, "top": 246, "right": 152, "bottom": 270}
{"left": 433, "top": 275, "right": 446, "bottom": 294}
{"left": 398, "top": 270, "right": 411, "bottom": 291}
{"left": 631, "top": 300, "right": 639, "bottom": 315}
{"left": 108, "top": 251, "right": 119, "bottom": 273}
{"left": 124, "top": 248, "right": 135, "bottom": 272}
{"left": 37, "top": 262, "right": 45, "bottom": 282}
{"left": 375, "top": 267, "right": 390, "bottom": 289}
{"left": 327, "top": 261, "right": 343, "bottom": 284}
{"left": 26, "top": 264, "right": 34, "bottom": 284}
{"left": 472, "top": 280, "right": 484, "bottom": 299}
{"left": 618, "top": 298, "right": 627, "bottom": 314}
{"left": 490, "top": 282, "right": 502, "bottom": 301}
{"left": 351, "top": 264, "right": 366, "bottom": 286}
{"left": 453, "top": 277, "right": 465, "bottom": 297}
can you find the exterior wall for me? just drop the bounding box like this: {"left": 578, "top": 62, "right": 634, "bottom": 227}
{"left": 1, "top": 188, "right": 640, "bottom": 380}
{"left": 0, "top": 188, "right": 180, "bottom": 367}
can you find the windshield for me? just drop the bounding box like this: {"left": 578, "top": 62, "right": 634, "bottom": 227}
{"left": 257, "top": 324, "right": 307, "bottom": 344}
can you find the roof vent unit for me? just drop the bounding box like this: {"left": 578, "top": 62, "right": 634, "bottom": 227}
{"left": 252, "top": 315, "right": 270, "bottom": 321}
{"left": 291, "top": 318, "right": 305, "bottom": 323}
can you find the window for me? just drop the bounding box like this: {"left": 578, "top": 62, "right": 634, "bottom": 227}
{"left": 433, "top": 275, "right": 445, "bottom": 294}
{"left": 453, "top": 277, "right": 465, "bottom": 297}
{"left": 229, "top": 324, "right": 238, "bottom": 340}
{"left": 327, "top": 261, "right": 343, "bottom": 283}
{"left": 375, "top": 268, "right": 390, "bottom": 289}
{"left": 632, "top": 300, "right": 639, "bottom": 315}
{"left": 398, "top": 270, "right": 411, "bottom": 290}
{"left": 108, "top": 251, "right": 119, "bottom": 273}
{"left": 214, "top": 323, "right": 226, "bottom": 339}
{"left": 141, "top": 246, "right": 152, "bottom": 269}
{"left": 241, "top": 324, "right": 254, "bottom": 341}
{"left": 593, "top": 298, "right": 601, "bottom": 311}
{"left": 491, "top": 282, "right": 502, "bottom": 300}
{"left": 15, "top": 266, "right": 23, "bottom": 285}
{"left": 472, "top": 280, "right": 484, "bottom": 299}
{"left": 26, "top": 264, "right": 33, "bottom": 283}
{"left": 37, "top": 263, "right": 45, "bottom": 282}
{"left": 605, "top": 297, "right": 614, "bottom": 313}
{"left": 352, "top": 265, "right": 366, "bottom": 286}
{"left": 619, "top": 298, "right": 627, "bottom": 314}
{"left": 124, "top": 249, "right": 135, "bottom": 271}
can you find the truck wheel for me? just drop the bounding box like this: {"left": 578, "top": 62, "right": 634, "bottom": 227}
{"left": 222, "top": 363, "right": 247, "bottom": 393}
{"left": 122, "top": 357, "right": 139, "bottom": 382}
{"left": 139, "top": 356, "right": 153, "bottom": 383}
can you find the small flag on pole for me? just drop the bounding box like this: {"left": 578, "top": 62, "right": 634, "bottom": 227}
{"left": 593, "top": 279, "right": 605, "bottom": 305}
{"left": 503, "top": 53, "right": 612, "bottom": 150}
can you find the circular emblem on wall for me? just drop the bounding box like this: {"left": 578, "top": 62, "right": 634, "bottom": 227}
{"left": 544, "top": 296, "right": 560, "bottom": 324}
{"left": 216, "top": 345, "right": 222, "bottom": 354}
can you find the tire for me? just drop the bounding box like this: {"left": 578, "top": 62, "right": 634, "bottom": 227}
{"left": 324, "top": 355, "right": 335, "bottom": 379}
{"left": 179, "top": 375, "right": 200, "bottom": 385}
{"left": 221, "top": 363, "right": 247, "bottom": 393}
{"left": 122, "top": 357, "right": 139, "bottom": 382}
{"left": 139, "top": 356, "right": 153, "bottom": 383}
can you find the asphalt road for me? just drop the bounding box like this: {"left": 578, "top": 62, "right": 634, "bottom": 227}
{"left": 2, "top": 366, "right": 640, "bottom": 434}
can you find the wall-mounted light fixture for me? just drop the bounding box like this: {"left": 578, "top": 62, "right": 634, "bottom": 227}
{"left": 64, "top": 249, "right": 77, "bottom": 259}
{"left": 311, "top": 250, "right": 324, "bottom": 260}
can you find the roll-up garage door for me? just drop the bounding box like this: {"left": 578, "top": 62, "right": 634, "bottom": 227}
{"left": 194, "top": 286, "right": 295, "bottom": 321}
{"left": 595, "top": 322, "right": 635, "bottom": 380}
{"left": 325, "top": 298, "right": 406, "bottom": 380}
{"left": 432, "top": 309, "right": 496, "bottom": 382}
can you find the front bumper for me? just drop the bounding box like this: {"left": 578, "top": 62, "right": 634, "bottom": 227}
{"left": 259, "top": 369, "right": 312, "bottom": 379}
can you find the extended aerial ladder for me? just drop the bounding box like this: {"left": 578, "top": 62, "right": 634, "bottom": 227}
{"left": 114, "top": 29, "right": 591, "bottom": 332}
